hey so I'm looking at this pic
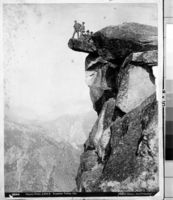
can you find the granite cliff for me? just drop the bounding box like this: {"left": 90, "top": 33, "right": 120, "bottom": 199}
{"left": 68, "top": 22, "right": 159, "bottom": 193}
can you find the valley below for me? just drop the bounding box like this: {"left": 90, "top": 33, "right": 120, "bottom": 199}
{"left": 4, "top": 111, "right": 96, "bottom": 192}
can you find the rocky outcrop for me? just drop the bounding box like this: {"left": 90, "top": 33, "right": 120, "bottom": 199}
{"left": 68, "top": 22, "right": 159, "bottom": 194}
{"left": 68, "top": 38, "right": 97, "bottom": 53}
{"left": 69, "top": 22, "right": 157, "bottom": 63}
{"left": 97, "top": 93, "right": 158, "bottom": 192}
{"left": 76, "top": 93, "right": 158, "bottom": 192}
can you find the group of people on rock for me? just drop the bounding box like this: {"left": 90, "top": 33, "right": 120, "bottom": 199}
{"left": 72, "top": 20, "right": 93, "bottom": 41}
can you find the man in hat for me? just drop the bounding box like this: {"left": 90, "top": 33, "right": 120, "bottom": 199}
{"left": 72, "top": 20, "right": 81, "bottom": 39}
{"left": 79, "top": 22, "right": 85, "bottom": 39}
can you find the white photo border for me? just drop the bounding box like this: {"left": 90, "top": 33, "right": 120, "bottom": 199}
{"left": 0, "top": 0, "right": 164, "bottom": 199}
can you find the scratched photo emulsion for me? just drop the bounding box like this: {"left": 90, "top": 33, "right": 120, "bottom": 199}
{"left": 3, "top": 2, "right": 162, "bottom": 198}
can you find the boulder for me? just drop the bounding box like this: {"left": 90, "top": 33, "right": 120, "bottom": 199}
{"left": 92, "top": 23, "right": 157, "bottom": 63}
{"left": 132, "top": 50, "right": 158, "bottom": 66}
{"left": 116, "top": 63, "right": 156, "bottom": 113}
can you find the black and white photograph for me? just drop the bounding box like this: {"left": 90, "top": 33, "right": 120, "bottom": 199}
{"left": 2, "top": 0, "right": 164, "bottom": 198}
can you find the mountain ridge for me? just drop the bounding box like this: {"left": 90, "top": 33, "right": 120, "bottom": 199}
{"left": 4, "top": 118, "right": 83, "bottom": 192}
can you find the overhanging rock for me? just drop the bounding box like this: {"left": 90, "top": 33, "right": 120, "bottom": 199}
{"left": 68, "top": 38, "right": 97, "bottom": 53}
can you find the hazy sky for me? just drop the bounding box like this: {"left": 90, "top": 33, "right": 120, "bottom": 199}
{"left": 3, "top": 3, "right": 158, "bottom": 121}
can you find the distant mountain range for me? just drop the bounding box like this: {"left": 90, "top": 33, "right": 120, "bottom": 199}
{"left": 4, "top": 110, "right": 97, "bottom": 192}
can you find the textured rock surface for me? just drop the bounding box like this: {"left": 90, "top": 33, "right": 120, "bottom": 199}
{"left": 99, "top": 93, "right": 158, "bottom": 192}
{"left": 85, "top": 54, "right": 118, "bottom": 114}
{"left": 92, "top": 23, "right": 157, "bottom": 63}
{"left": 116, "top": 64, "right": 156, "bottom": 113}
{"left": 68, "top": 22, "right": 159, "bottom": 194}
{"left": 76, "top": 150, "right": 103, "bottom": 192}
{"left": 76, "top": 93, "right": 158, "bottom": 192}
{"left": 68, "top": 23, "right": 157, "bottom": 63}
{"left": 84, "top": 98, "right": 116, "bottom": 155}
{"left": 68, "top": 38, "right": 97, "bottom": 53}
{"left": 132, "top": 50, "right": 158, "bottom": 66}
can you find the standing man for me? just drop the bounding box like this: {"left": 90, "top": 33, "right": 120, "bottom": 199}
{"left": 72, "top": 20, "right": 81, "bottom": 39}
{"left": 79, "top": 22, "right": 85, "bottom": 39}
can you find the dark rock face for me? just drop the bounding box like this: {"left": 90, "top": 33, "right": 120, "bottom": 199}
{"left": 68, "top": 38, "right": 97, "bottom": 53}
{"left": 76, "top": 93, "right": 158, "bottom": 192}
{"left": 85, "top": 54, "right": 118, "bottom": 114}
{"left": 92, "top": 23, "right": 157, "bottom": 63}
{"left": 68, "top": 22, "right": 159, "bottom": 193}
{"left": 84, "top": 98, "right": 116, "bottom": 154}
{"left": 101, "top": 93, "right": 158, "bottom": 192}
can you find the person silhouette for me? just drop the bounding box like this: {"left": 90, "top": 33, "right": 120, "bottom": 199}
{"left": 79, "top": 22, "right": 85, "bottom": 39}
{"left": 72, "top": 20, "right": 81, "bottom": 39}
